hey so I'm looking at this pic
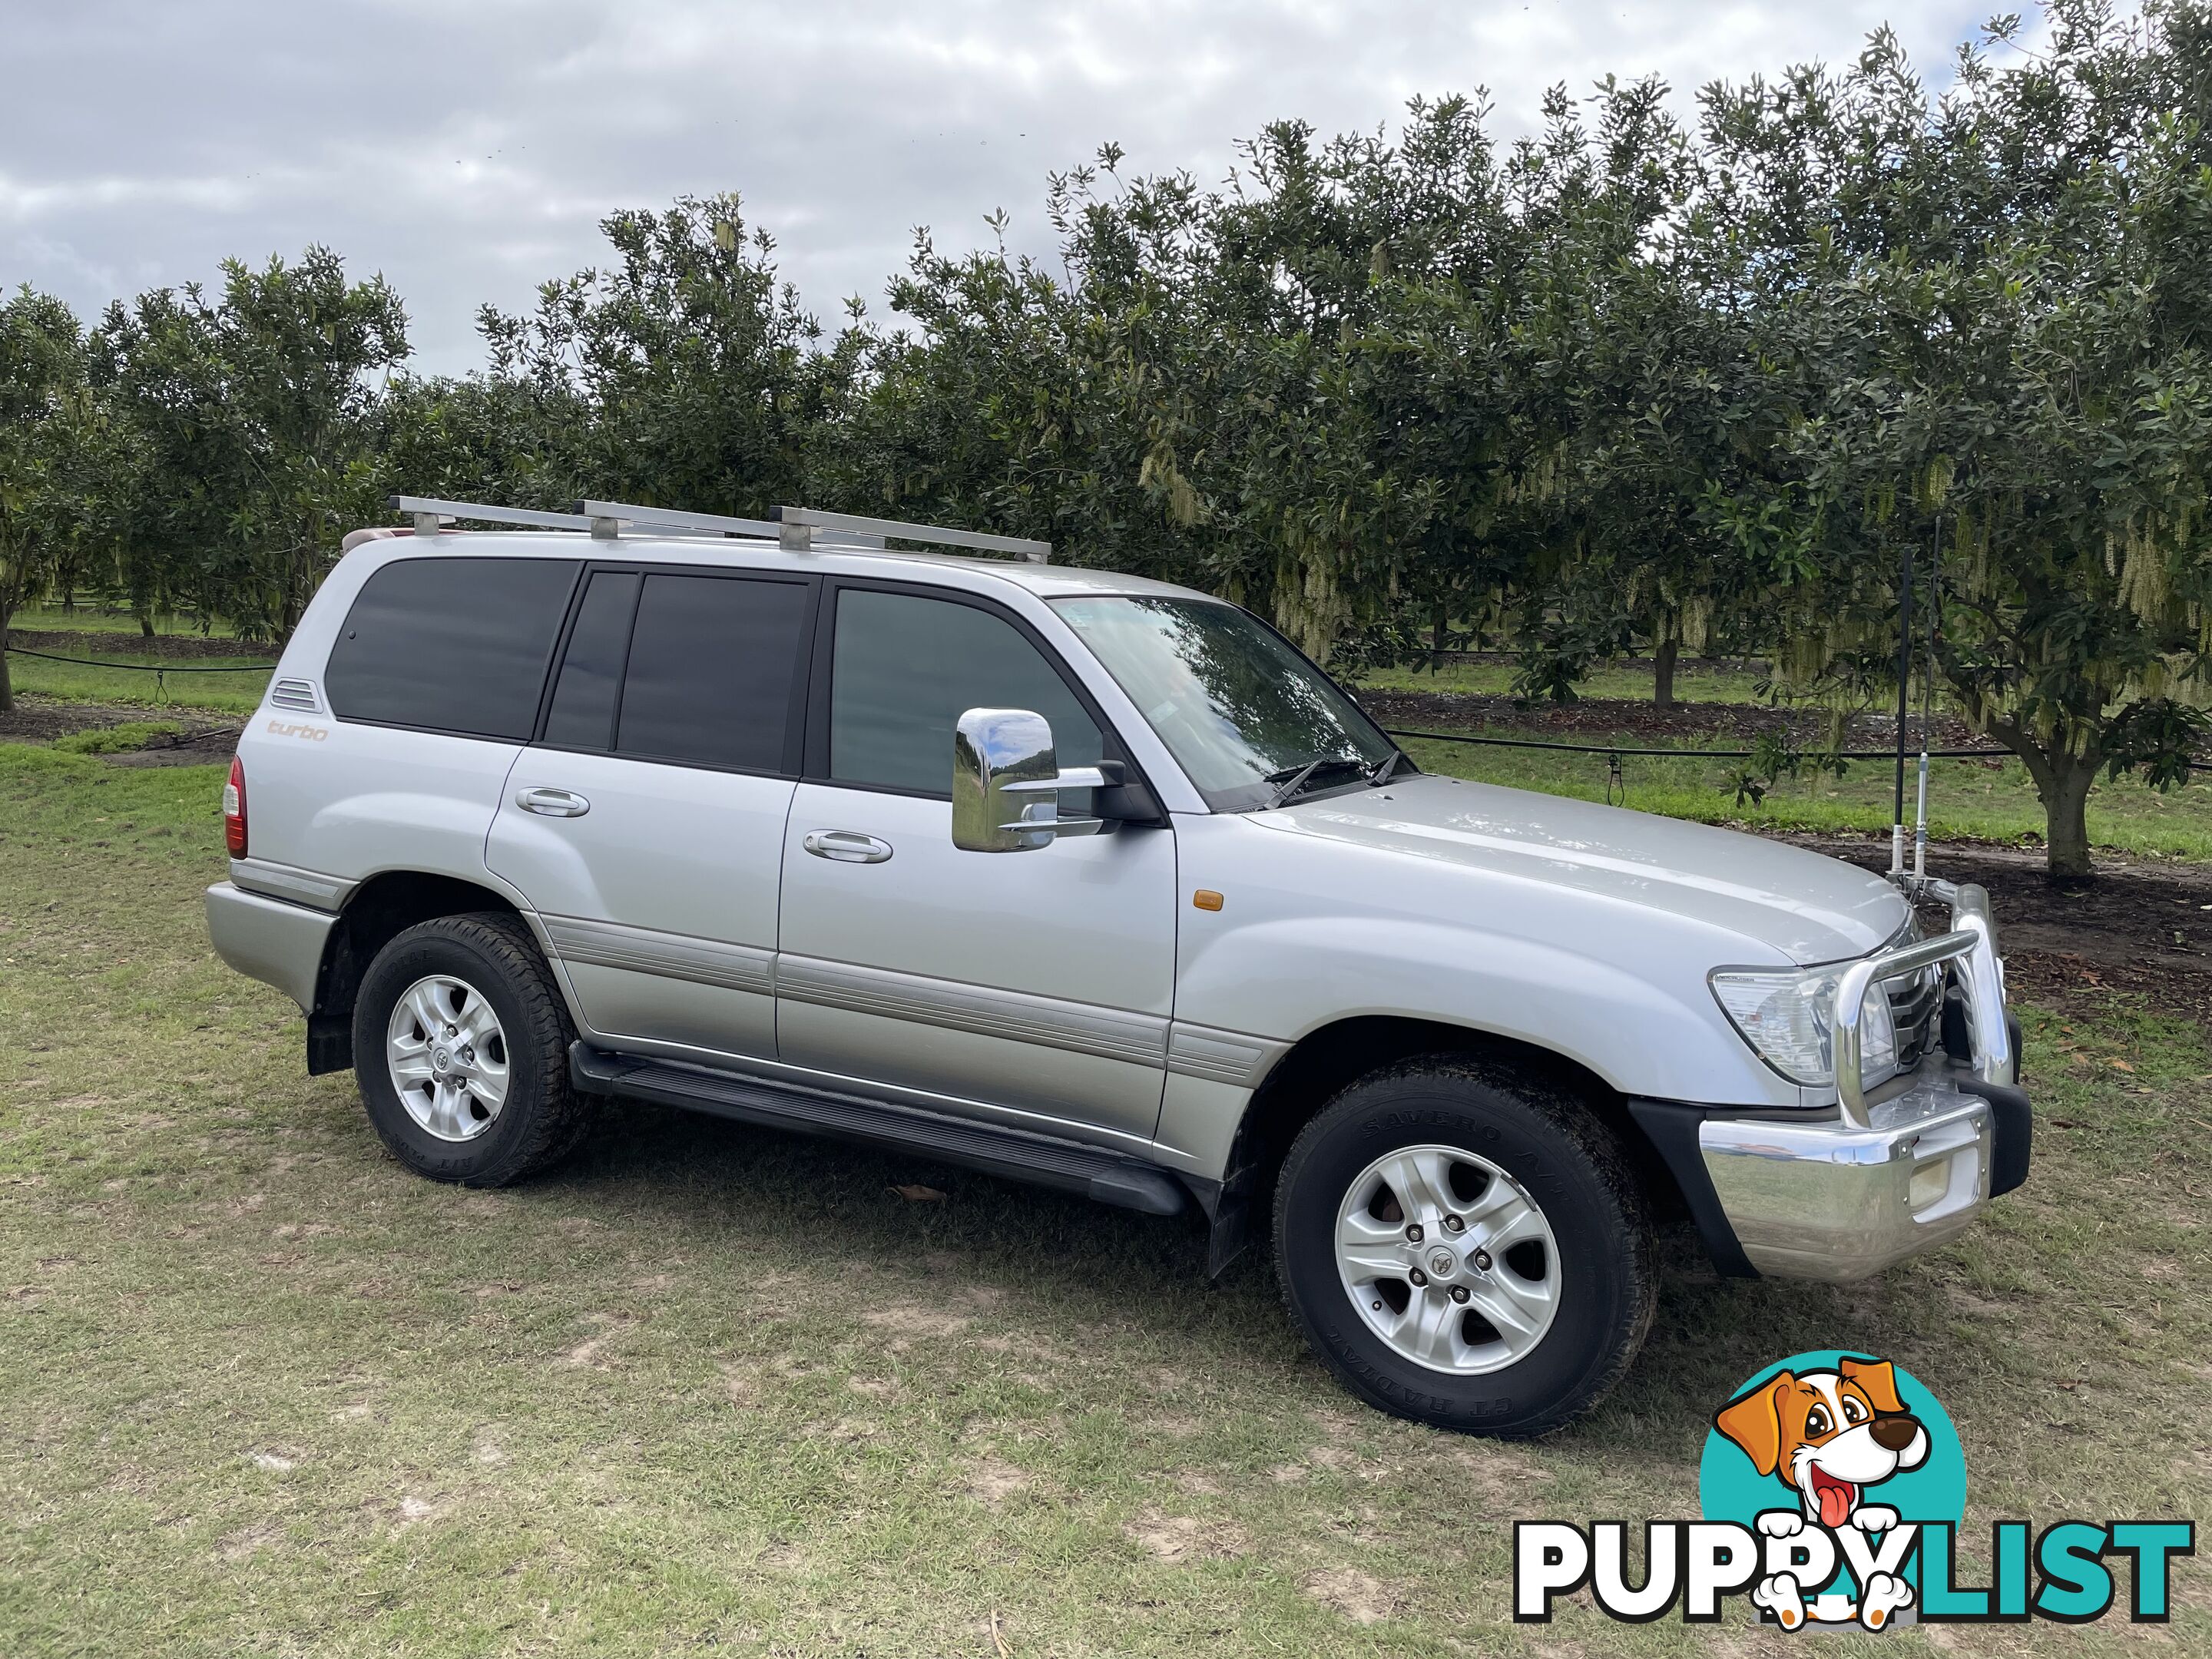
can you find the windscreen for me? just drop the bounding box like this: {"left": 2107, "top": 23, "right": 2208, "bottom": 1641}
{"left": 1051, "top": 594, "right": 1396, "bottom": 811}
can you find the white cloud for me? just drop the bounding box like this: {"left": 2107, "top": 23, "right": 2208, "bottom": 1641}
{"left": 1, "top": 0, "right": 2002, "bottom": 369}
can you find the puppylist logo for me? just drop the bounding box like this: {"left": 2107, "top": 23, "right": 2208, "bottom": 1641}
{"left": 1515, "top": 1350, "right": 2194, "bottom": 1630}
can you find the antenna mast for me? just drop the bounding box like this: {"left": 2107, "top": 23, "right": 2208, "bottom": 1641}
{"left": 1912, "top": 524, "right": 1940, "bottom": 883}
{"left": 1891, "top": 539, "right": 1914, "bottom": 877}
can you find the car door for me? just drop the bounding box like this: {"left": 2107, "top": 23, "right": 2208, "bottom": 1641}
{"left": 774, "top": 581, "right": 1178, "bottom": 1144}
{"left": 486, "top": 563, "right": 815, "bottom": 1061}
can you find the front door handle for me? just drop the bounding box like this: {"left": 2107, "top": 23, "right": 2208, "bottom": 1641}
{"left": 516, "top": 786, "right": 590, "bottom": 818}
{"left": 803, "top": 829, "right": 892, "bottom": 864}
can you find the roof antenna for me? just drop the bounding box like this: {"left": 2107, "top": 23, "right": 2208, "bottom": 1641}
{"left": 1912, "top": 522, "right": 1941, "bottom": 886}
{"left": 1891, "top": 537, "right": 1914, "bottom": 879}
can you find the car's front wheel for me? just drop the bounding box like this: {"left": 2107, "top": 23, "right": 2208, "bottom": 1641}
{"left": 352, "top": 912, "right": 591, "bottom": 1186}
{"left": 1273, "top": 1057, "right": 1654, "bottom": 1437}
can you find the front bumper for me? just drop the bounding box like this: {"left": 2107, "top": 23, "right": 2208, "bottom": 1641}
{"left": 1695, "top": 1071, "right": 2025, "bottom": 1280}
{"left": 204, "top": 880, "right": 335, "bottom": 1012}
{"left": 1637, "top": 879, "right": 2030, "bottom": 1283}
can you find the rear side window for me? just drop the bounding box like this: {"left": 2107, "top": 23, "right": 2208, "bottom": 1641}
{"left": 611, "top": 573, "right": 810, "bottom": 771}
{"left": 326, "top": 557, "right": 578, "bottom": 740}
{"left": 542, "top": 571, "right": 641, "bottom": 750}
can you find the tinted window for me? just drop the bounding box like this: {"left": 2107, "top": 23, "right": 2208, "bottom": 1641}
{"left": 614, "top": 573, "right": 809, "bottom": 770}
{"left": 830, "top": 589, "right": 1101, "bottom": 793}
{"left": 543, "top": 571, "right": 641, "bottom": 750}
{"left": 326, "top": 557, "right": 577, "bottom": 739}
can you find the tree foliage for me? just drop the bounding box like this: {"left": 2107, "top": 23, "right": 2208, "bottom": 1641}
{"left": 8, "top": 3, "right": 2211, "bottom": 873}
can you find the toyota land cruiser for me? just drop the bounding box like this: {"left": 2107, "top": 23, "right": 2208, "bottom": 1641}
{"left": 204, "top": 495, "right": 2031, "bottom": 1435}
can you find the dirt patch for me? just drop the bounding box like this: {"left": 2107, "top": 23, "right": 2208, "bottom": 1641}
{"left": 1301, "top": 1566, "right": 1399, "bottom": 1624}
{"left": 560, "top": 1312, "right": 641, "bottom": 1369}
{"left": 0, "top": 694, "right": 238, "bottom": 758}
{"left": 0, "top": 697, "right": 152, "bottom": 744}
{"left": 961, "top": 1456, "right": 1031, "bottom": 1506}
{"left": 1124, "top": 1512, "right": 1247, "bottom": 1563}
{"left": 1781, "top": 832, "right": 2212, "bottom": 1024}
{"left": 859, "top": 1303, "right": 974, "bottom": 1341}
{"left": 104, "top": 725, "right": 243, "bottom": 767}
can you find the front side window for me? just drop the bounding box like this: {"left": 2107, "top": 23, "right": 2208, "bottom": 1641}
{"left": 1051, "top": 595, "right": 1396, "bottom": 811}
{"left": 829, "top": 588, "right": 1102, "bottom": 795}
{"left": 326, "top": 556, "right": 578, "bottom": 740}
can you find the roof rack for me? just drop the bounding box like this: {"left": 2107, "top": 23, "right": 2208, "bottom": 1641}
{"left": 385, "top": 495, "right": 1048, "bottom": 564}
{"left": 773, "top": 506, "right": 1050, "bottom": 564}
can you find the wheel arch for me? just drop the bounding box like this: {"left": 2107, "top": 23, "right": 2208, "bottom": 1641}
{"left": 1204, "top": 1015, "right": 1688, "bottom": 1275}
{"left": 306, "top": 871, "right": 545, "bottom": 1075}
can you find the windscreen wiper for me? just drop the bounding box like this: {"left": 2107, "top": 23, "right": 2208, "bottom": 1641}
{"left": 1368, "top": 750, "right": 1407, "bottom": 786}
{"left": 1263, "top": 757, "right": 1369, "bottom": 809}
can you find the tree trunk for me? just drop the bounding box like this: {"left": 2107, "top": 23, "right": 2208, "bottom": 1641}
{"left": 0, "top": 602, "right": 14, "bottom": 714}
{"left": 138, "top": 610, "right": 156, "bottom": 639}
{"left": 2038, "top": 757, "right": 2098, "bottom": 880}
{"left": 1992, "top": 718, "right": 2099, "bottom": 879}
{"left": 1430, "top": 601, "right": 1448, "bottom": 672}
{"left": 1652, "top": 635, "right": 1679, "bottom": 710}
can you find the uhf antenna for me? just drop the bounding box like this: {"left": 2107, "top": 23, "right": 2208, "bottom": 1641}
{"left": 1891, "top": 538, "right": 1915, "bottom": 878}
{"left": 1913, "top": 523, "right": 1941, "bottom": 882}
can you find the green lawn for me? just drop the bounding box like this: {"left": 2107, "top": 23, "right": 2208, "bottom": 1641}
{"left": 9, "top": 604, "right": 245, "bottom": 640}
{"left": 1350, "top": 657, "right": 1770, "bottom": 704}
{"left": 0, "top": 741, "right": 2204, "bottom": 1654}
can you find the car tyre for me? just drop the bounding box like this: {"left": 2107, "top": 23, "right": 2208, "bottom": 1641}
{"left": 352, "top": 912, "right": 592, "bottom": 1186}
{"left": 1274, "top": 1055, "right": 1654, "bottom": 1437}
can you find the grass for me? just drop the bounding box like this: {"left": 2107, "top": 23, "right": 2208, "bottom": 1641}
{"left": 1, "top": 740, "right": 2206, "bottom": 1654}
{"left": 1349, "top": 657, "right": 1770, "bottom": 704}
{"left": 48, "top": 721, "right": 186, "bottom": 757}
{"left": 1398, "top": 724, "right": 2212, "bottom": 862}
{"left": 8, "top": 604, "right": 245, "bottom": 639}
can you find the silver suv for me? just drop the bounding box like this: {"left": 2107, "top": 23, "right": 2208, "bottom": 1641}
{"left": 206, "top": 496, "right": 2031, "bottom": 1435}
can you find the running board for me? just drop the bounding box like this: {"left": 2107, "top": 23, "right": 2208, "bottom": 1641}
{"left": 568, "top": 1044, "right": 1190, "bottom": 1217}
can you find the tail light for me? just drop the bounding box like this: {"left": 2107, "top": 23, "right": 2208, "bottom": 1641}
{"left": 223, "top": 755, "right": 247, "bottom": 856}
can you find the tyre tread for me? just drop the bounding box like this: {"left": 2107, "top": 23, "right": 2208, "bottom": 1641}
{"left": 1273, "top": 1054, "right": 1656, "bottom": 1438}
{"left": 354, "top": 910, "right": 591, "bottom": 1187}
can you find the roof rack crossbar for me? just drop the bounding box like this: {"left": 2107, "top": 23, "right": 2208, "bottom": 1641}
{"left": 574, "top": 498, "right": 882, "bottom": 548}
{"left": 773, "top": 505, "right": 1050, "bottom": 564}
{"left": 389, "top": 495, "right": 596, "bottom": 534}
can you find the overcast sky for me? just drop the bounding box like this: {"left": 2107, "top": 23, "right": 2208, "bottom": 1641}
{"left": 5, "top": 2, "right": 2008, "bottom": 373}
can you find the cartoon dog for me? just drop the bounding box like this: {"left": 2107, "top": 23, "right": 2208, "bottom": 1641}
{"left": 1714, "top": 1356, "right": 1931, "bottom": 1630}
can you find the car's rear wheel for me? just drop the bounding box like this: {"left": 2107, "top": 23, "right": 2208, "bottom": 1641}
{"left": 1273, "top": 1056, "right": 1654, "bottom": 1437}
{"left": 352, "top": 912, "right": 591, "bottom": 1186}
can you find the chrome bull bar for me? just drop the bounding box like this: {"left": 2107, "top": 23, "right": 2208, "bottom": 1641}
{"left": 1833, "top": 880, "right": 2015, "bottom": 1128}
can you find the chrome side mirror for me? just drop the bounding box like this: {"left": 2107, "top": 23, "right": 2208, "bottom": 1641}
{"left": 952, "top": 708, "right": 1106, "bottom": 852}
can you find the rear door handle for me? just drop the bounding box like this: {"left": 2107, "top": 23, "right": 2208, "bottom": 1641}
{"left": 516, "top": 787, "right": 590, "bottom": 818}
{"left": 803, "top": 829, "right": 892, "bottom": 864}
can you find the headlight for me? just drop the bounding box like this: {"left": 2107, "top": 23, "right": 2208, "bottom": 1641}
{"left": 1710, "top": 965, "right": 1896, "bottom": 1089}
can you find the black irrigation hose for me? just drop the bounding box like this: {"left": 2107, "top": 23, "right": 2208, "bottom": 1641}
{"left": 1384, "top": 726, "right": 2009, "bottom": 761}
{"left": 5, "top": 645, "right": 280, "bottom": 672}
{"left": 5, "top": 644, "right": 278, "bottom": 702}
{"left": 1384, "top": 726, "right": 2212, "bottom": 775}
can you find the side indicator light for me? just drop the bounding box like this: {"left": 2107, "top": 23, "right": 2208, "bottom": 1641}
{"left": 1192, "top": 889, "right": 1224, "bottom": 911}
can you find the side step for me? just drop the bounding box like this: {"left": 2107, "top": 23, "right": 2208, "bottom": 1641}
{"left": 568, "top": 1044, "right": 1190, "bottom": 1217}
